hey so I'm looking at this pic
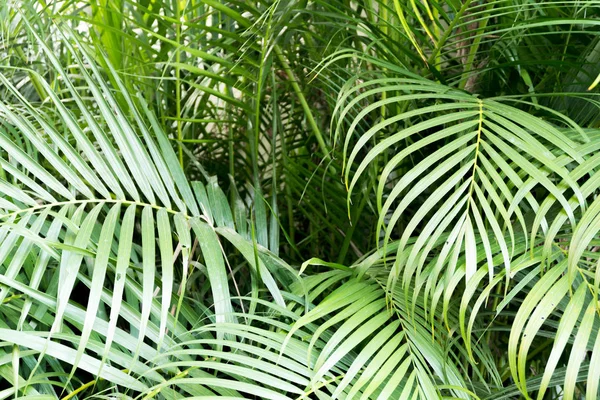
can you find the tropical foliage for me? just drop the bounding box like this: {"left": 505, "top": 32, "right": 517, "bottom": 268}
{"left": 1, "top": 0, "right": 600, "bottom": 398}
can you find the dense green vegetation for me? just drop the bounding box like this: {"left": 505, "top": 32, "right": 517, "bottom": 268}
{"left": 1, "top": 0, "right": 600, "bottom": 398}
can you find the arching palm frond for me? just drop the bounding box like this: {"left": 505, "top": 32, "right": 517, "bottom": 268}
{"left": 0, "top": 22, "right": 295, "bottom": 396}
{"left": 334, "top": 51, "right": 600, "bottom": 399}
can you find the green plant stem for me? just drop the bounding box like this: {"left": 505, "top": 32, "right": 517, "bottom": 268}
{"left": 0, "top": 198, "right": 182, "bottom": 221}
{"left": 337, "top": 182, "right": 370, "bottom": 264}
{"left": 227, "top": 85, "right": 235, "bottom": 196}
{"left": 428, "top": 0, "right": 474, "bottom": 65}
{"left": 459, "top": 2, "right": 494, "bottom": 91}
{"left": 175, "top": 0, "right": 183, "bottom": 168}
{"left": 274, "top": 46, "right": 329, "bottom": 161}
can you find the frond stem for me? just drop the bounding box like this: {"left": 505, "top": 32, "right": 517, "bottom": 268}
{"left": 297, "top": 373, "right": 345, "bottom": 399}
{"left": 274, "top": 46, "right": 330, "bottom": 161}
{"left": 465, "top": 99, "right": 484, "bottom": 215}
{"left": 428, "top": 0, "right": 475, "bottom": 66}
{"left": 0, "top": 199, "right": 184, "bottom": 221}
{"left": 61, "top": 379, "right": 96, "bottom": 400}
{"left": 175, "top": 0, "right": 183, "bottom": 168}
